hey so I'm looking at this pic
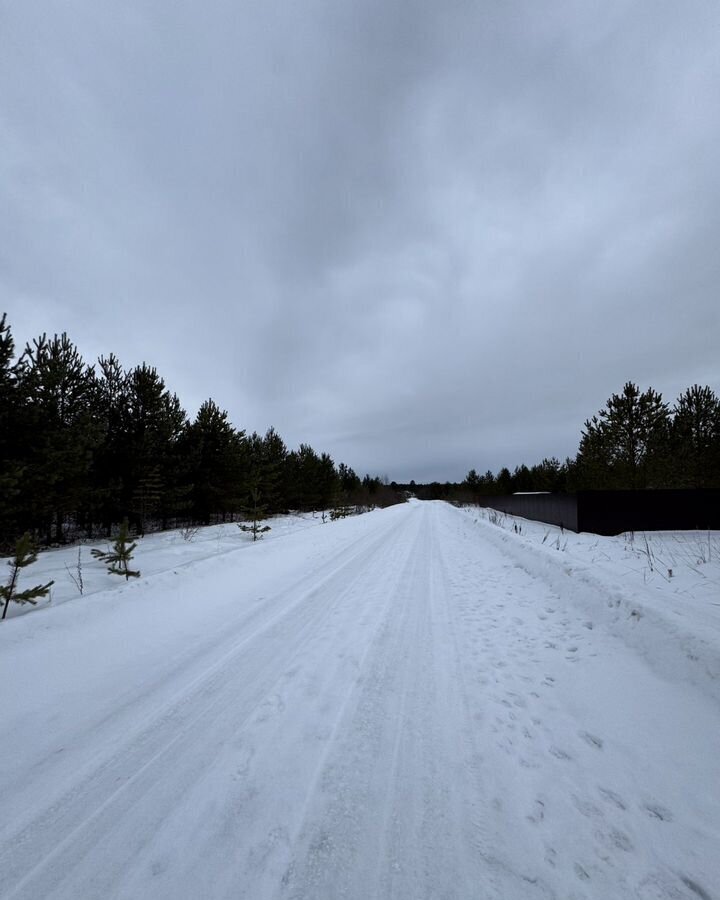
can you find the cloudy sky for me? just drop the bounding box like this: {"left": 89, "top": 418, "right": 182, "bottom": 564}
{"left": 2, "top": 1, "right": 718, "bottom": 482}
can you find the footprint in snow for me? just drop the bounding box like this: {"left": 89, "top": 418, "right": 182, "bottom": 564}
{"left": 579, "top": 731, "right": 604, "bottom": 750}
{"left": 549, "top": 745, "right": 572, "bottom": 761}
{"left": 637, "top": 871, "right": 713, "bottom": 900}
{"left": 607, "top": 828, "right": 634, "bottom": 852}
{"left": 678, "top": 875, "right": 713, "bottom": 900}
{"left": 573, "top": 795, "right": 602, "bottom": 819}
{"left": 643, "top": 802, "right": 674, "bottom": 822}
{"left": 598, "top": 787, "right": 626, "bottom": 810}
{"left": 527, "top": 798, "right": 545, "bottom": 824}
{"left": 574, "top": 862, "right": 591, "bottom": 881}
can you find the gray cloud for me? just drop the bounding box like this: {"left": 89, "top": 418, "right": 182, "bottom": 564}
{"left": 2, "top": 0, "right": 719, "bottom": 481}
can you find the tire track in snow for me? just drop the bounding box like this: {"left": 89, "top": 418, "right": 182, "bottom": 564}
{"left": 276, "top": 504, "right": 519, "bottom": 899}
{"left": 271, "top": 507, "right": 431, "bottom": 899}
{"left": 0, "top": 508, "right": 421, "bottom": 899}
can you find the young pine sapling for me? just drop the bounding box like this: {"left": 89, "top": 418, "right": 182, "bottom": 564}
{"left": 238, "top": 485, "right": 271, "bottom": 542}
{"left": 1, "top": 533, "right": 54, "bottom": 620}
{"left": 92, "top": 520, "right": 140, "bottom": 580}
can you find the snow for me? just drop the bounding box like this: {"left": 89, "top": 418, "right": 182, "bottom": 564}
{"left": 0, "top": 500, "right": 718, "bottom": 899}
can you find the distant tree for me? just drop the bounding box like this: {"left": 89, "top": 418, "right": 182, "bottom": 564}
{"left": 246, "top": 428, "right": 287, "bottom": 514}
{"left": 317, "top": 452, "right": 339, "bottom": 510}
{"left": 359, "top": 473, "right": 384, "bottom": 506}
{"left": 495, "top": 467, "right": 513, "bottom": 494}
{"left": 123, "top": 364, "right": 187, "bottom": 534}
{"left": 0, "top": 314, "right": 25, "bottom": 548}
{"left": 92, "top": 353, "right": 130, "bottom": 535}
{"left": 478, "top": 470, "right": 498, "bottom": 494}
{"left": 260, "top": 427, "right": 288, "bottom": 513}
{"left": 291, "top": 443, "right": 323, "bottom": 511}
{"left": 463, "top": 468, "right": 482, "bottom": 503}
{"left": 529, "top": 457, "right": 566, "bottom": 492}
{"left": 512, "top": 464, "right": 533, "bottom": 492}
{"left": 562, "top": 456, "right": 579, "bottom": 492}
{"left": 185, "top": 399, "right": 246, "bottom": 524}
{"left": 1, "top": 532, "right": 54, "bottom": 620}
{"left": 19, "top": 333, "right": 99, "bottom": 543}
{"left": 671, "top": 385, "right": 720, "bottom": 488}
{"left": 576, "top": 382, "right": 670, "bottom": 489}
{"left": 336, "top": 462, "right": 362, "bottom": 507}
{"left": 327, "top": 461, "right": 360, "bottom": 514}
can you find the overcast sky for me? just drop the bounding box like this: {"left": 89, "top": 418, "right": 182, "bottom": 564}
{"left": 2, "top": 1, "right": 718, "bottom": 482}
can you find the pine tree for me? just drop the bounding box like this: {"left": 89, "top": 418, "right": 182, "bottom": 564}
{"left": 338, "top": 462, "right": 361, "bottom": 496}
{"left": 528, "top": 457, "right": 567, "bottom": 492}
{"left": 671, "top": 385, "right": 720, "bottom": 488}
{"left": 91, "top": 354, "right": 130, "bottom": 535}
{"left": 495, "top": 467, "right": 513, "bottom": 494}
{"left": 19, "top": 333, "right": 100, "bottom": 543}
{"left": 91, "top": 519, "right": 140, "bottom": 580}
{"left": 294, "top": 444, "right": 324, "bottom": 511}
{"left": 238, "top": 483, "right": 271, "bottom": 541}
{"left": 1, "top": 532, "right": 54, "bottom": 620}
{"left": 244, "top": 428, "right": 288, "bottom": 514}
{"left": 577, "top": 382, "right": 670, "bottom": 489}
{"left": 259, "top": 428, "right": 288, "bottom": 513}
{"left": 512, "top": 464, "right": 533, "bottom": 492}
{"left": 332, "top": 462, "right": 360, "bottom": 517}
{"left": 185, "top": 399, "right": 246, "bottom": 524}
{"left": 317, "top": 452, "right": 339, "bottom": 511}
{"left": 122, "top": 364, "right": 187, "bottom": 534}
{"left": 0, "top": 314, "right": 25, "bottom": 548}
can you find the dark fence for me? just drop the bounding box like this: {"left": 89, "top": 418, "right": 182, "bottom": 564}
{"left": 576, "top": 490, "right": 720, "bottom": 535}
{"left": 474, "top": 493, "right": 578, "bottom": 531}
{"left": 474, "top": 490, "right": 720, "bottom": 536}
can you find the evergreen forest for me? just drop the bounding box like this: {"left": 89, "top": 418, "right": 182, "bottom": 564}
{"left": 0, "top": 314, "right": 400, "bottom": 551}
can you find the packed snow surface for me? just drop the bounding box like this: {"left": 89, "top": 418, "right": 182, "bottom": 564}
{"left": 1, "top": 501, "right": 718, "bottom": 899}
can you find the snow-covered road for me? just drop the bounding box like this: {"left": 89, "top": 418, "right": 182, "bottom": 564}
{"left": 1, "top": 501, "right": 718, "bottom": 899}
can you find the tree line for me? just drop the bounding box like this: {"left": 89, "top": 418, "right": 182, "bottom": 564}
{"left": 0, "top": 313, "right": 401, "bottom": 551}
{"left": 400, "top": 381, "right": 720, "bottom": 501}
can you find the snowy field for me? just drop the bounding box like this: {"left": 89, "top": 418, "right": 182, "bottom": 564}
{"left": 0, "top": 500, "right": 718, "bottom": 899}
